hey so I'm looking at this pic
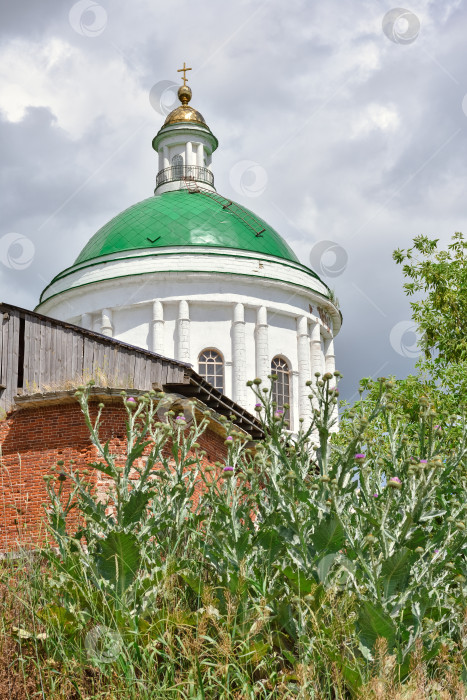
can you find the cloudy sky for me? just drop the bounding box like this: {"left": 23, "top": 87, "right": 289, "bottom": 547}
{"left": 0, "top": 0, "right": 465, "bottom": 400}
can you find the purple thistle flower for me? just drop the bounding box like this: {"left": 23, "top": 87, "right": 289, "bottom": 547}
{"left": 420, "top": 459, "right": 428, "bottom": 463}
{"left": 390, "top": 476, "right": 401, "bottom": 483}
{"left": 226, "top": 436, "right": 233, "bottom": 441}
{"left": 354, "top": 453, "right": 366, "bottom": 460}
{"left": 223, "top": 466, "right": 234, "bottom": 472}
{"left": 126, "top": 397, "right": 136, "bottom": 403}
{"left": 373, "top": 494, "right": 378, "bottom": 498}
{"left": 175, "top": 415, "right": 186, "bottom": 422}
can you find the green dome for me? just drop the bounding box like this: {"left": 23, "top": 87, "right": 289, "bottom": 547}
{"left": 73, "top": 190, "right": 300, "bottom": 265}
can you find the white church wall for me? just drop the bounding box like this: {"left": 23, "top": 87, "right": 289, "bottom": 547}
{"left": 113, "top": 305, "right": 150, "bottom": 349}
{"left": 38, "top": 251, "right": 331, "bottom": 309}
{"left": 189, "top": 304, "right": 232, "bottom": 382}
{"left": 36, "top": 255, "right": 337, "bottom": 430}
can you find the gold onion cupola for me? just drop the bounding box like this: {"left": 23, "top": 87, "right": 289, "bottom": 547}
{"left": 152, "top": 63, "right": 218, "bottom": 195}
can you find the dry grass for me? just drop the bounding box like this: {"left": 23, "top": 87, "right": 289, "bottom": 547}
{"left": 26, "top": 366, "right": 135, "bottom": 394}
{"left": 1, "top": 561, "right": 466, "bottom": 700}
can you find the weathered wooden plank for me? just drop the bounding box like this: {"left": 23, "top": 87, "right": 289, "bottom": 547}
{"left": 83, "top": 337, "right": 95, "bottom": 380}
{"left": 56, "top": 325, "right": 64, "bottom": 385}
{"left": 117, "top": 349, "right": 132, "bottom": 387}
{"left": 56, "top": 326, "right": 66, "bottom": 384}
{"left": 0, "top": 314, "right": 3, "bottom": 388}
{"left": 94, "top": 341, "right": 108, "bottom": 385}
{"left": 64, "top": 328, "right": 74, "bottom": 384}
{"left": 112, "top": 345, "right": 122, "bottom": 385}
{"left": 6, "top": 313, "right": 20, "bottom": 410}
{"left": 31, "top": 316, "right": 41, "bottom": 390}
{"left": 43, "top": 320, "right": 53, "bottom": 390}
{"left": 38, "top": 320, "right": 49, "bottom": 392}
{"left": 71, "top": 331, "right": 84, "bottom": 382}
{"left": 133, "top": 356, "right": 146, "bottom": 390}
{"left": 151, "top": 360, "right": 162, "bottom": 386}
{"left": 21, "top": 316, "right": 32, "bottom": 392}
{"left": 23, "top": 315, "right": 33, "bottom": 391}
{"left": 142, "top": 357, "right": 154, "bottom": 390}
{"left": 0, "top": 318, "right": 4, "bottom": 389}
{"left": 173, "top": 366, "right": 186, "bottom": 384}
{"left": 0, "top": 313, "right": 9, "bottom": 391}
{"left": 49, "top": 325, "right": 57, "bottom": 386}
{"left": 160, "top": 363, "right": 168, "bottom": 386}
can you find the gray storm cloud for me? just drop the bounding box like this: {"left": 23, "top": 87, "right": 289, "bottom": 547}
{"left": 0, "top": 0, "right": 466, "bottom": 399}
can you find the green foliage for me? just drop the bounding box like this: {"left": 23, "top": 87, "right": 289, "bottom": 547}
{"left": 27, "top": 373, "right": 466, "bottom": 697}
{"left": 393, "top": 232, "right": 467, "bottom": 368}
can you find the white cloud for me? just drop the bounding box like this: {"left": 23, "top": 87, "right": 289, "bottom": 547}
{"left": 1, "top": 0, "right": 466, "bottom": 397}
{"left": 351, "top": 103, "right": 400, "bottom": 138}
{"left": 0, "top": 37, "right": 147, "bottom": 139}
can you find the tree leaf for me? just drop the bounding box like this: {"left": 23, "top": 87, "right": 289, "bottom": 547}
{"left": 282, "top": 566, "right": 315, "bottom": 593}
{"left": 357, "top": 601, "right": 396, "bottom": 654}
{"left": 255, "top": 528, "right": 283, "bottom": 562}
{"left": 380, "top": 547, "right": 413, "bottom": 600}
{"left": 312, "top": 515, "right": 345, "bottom": 553}
{"left": 316, "top": 552, "right": 339, "bottom": 584}
{"left": 122, "top": 490, "right": 152, "bottom": 526}
{"left": 95, "top": 531, "right": 141, "bottom": 597}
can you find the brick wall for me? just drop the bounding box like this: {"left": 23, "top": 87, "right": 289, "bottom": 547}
{"left": 0, "top": 395, "right": 227, "bottom": 551}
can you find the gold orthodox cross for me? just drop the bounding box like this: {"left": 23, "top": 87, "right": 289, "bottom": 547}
{"left": 177, "top": 62, "right": 192, "bottom": 86}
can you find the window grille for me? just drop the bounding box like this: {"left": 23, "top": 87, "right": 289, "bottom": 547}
{"left": 199, "top": 349, "right": 224, "bottom": 392}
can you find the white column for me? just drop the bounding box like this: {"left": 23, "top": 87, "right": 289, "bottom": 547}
{"left": 101, "top": 308, "right": 113, "bottom": 337}
{"left": 163, "top": 146, "right": 169, "bottom": 169}
{"left": 196, "top": 143, "right": 204, "bottom": 166}
{"left": 255, "top": 306, "right": 269, "bottom": 383}
{"left": 93, "top": 316, "right": 101, "bottom": 334}
{"left": 152, "top": 301, "right": 164, "bottom": 355}
{"left": 232, "top": 303, "right": 247, "bottom": 406}
{"left": 185, "top": 141, "right": 193, "bottom": 166}
{"left": 310, "top": 321, "right": 322, "bottom": 378}
{"left": 80, "top": 313, "right": 91, "bottom": 330}
{"left": 325, "top": 336, "right": 339, "bottom": 429}
{"left": 324, "top": 337, "right": 336, "bottom": 375}
{"left": 158, "top": 149, "right": 164, "bottom": 172}
{"left": 297, "top": 315, "right": 312, "bottom": 426}
{"left": 310, "top": 321, "right": 322, "bottom": 411}
{"left": 291, "top": 369, "right": 299, "bottom": 431}
{"left": 176, "top": 300, "right": 190, "bottom": 362}
{"left": 224, "top": 360, "right": 233, "bottom": 399}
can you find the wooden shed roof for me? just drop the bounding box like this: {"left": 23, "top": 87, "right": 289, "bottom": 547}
{"left": 0, "top": 303, "right": 264, "bottom": 440}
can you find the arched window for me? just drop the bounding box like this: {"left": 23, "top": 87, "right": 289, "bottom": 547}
{"left": 271, "top": 356, "right": 290, "bottom": 421}
{"left": 172, "top": 153, "right": 183, "bottom": 178}
{"left": 199, "top": 349, "right": 224, "bottom": 393}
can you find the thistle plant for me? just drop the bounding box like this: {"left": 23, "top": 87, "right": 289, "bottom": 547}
{"left": 32, "top": 376, "right": 467, "bottom": 696}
